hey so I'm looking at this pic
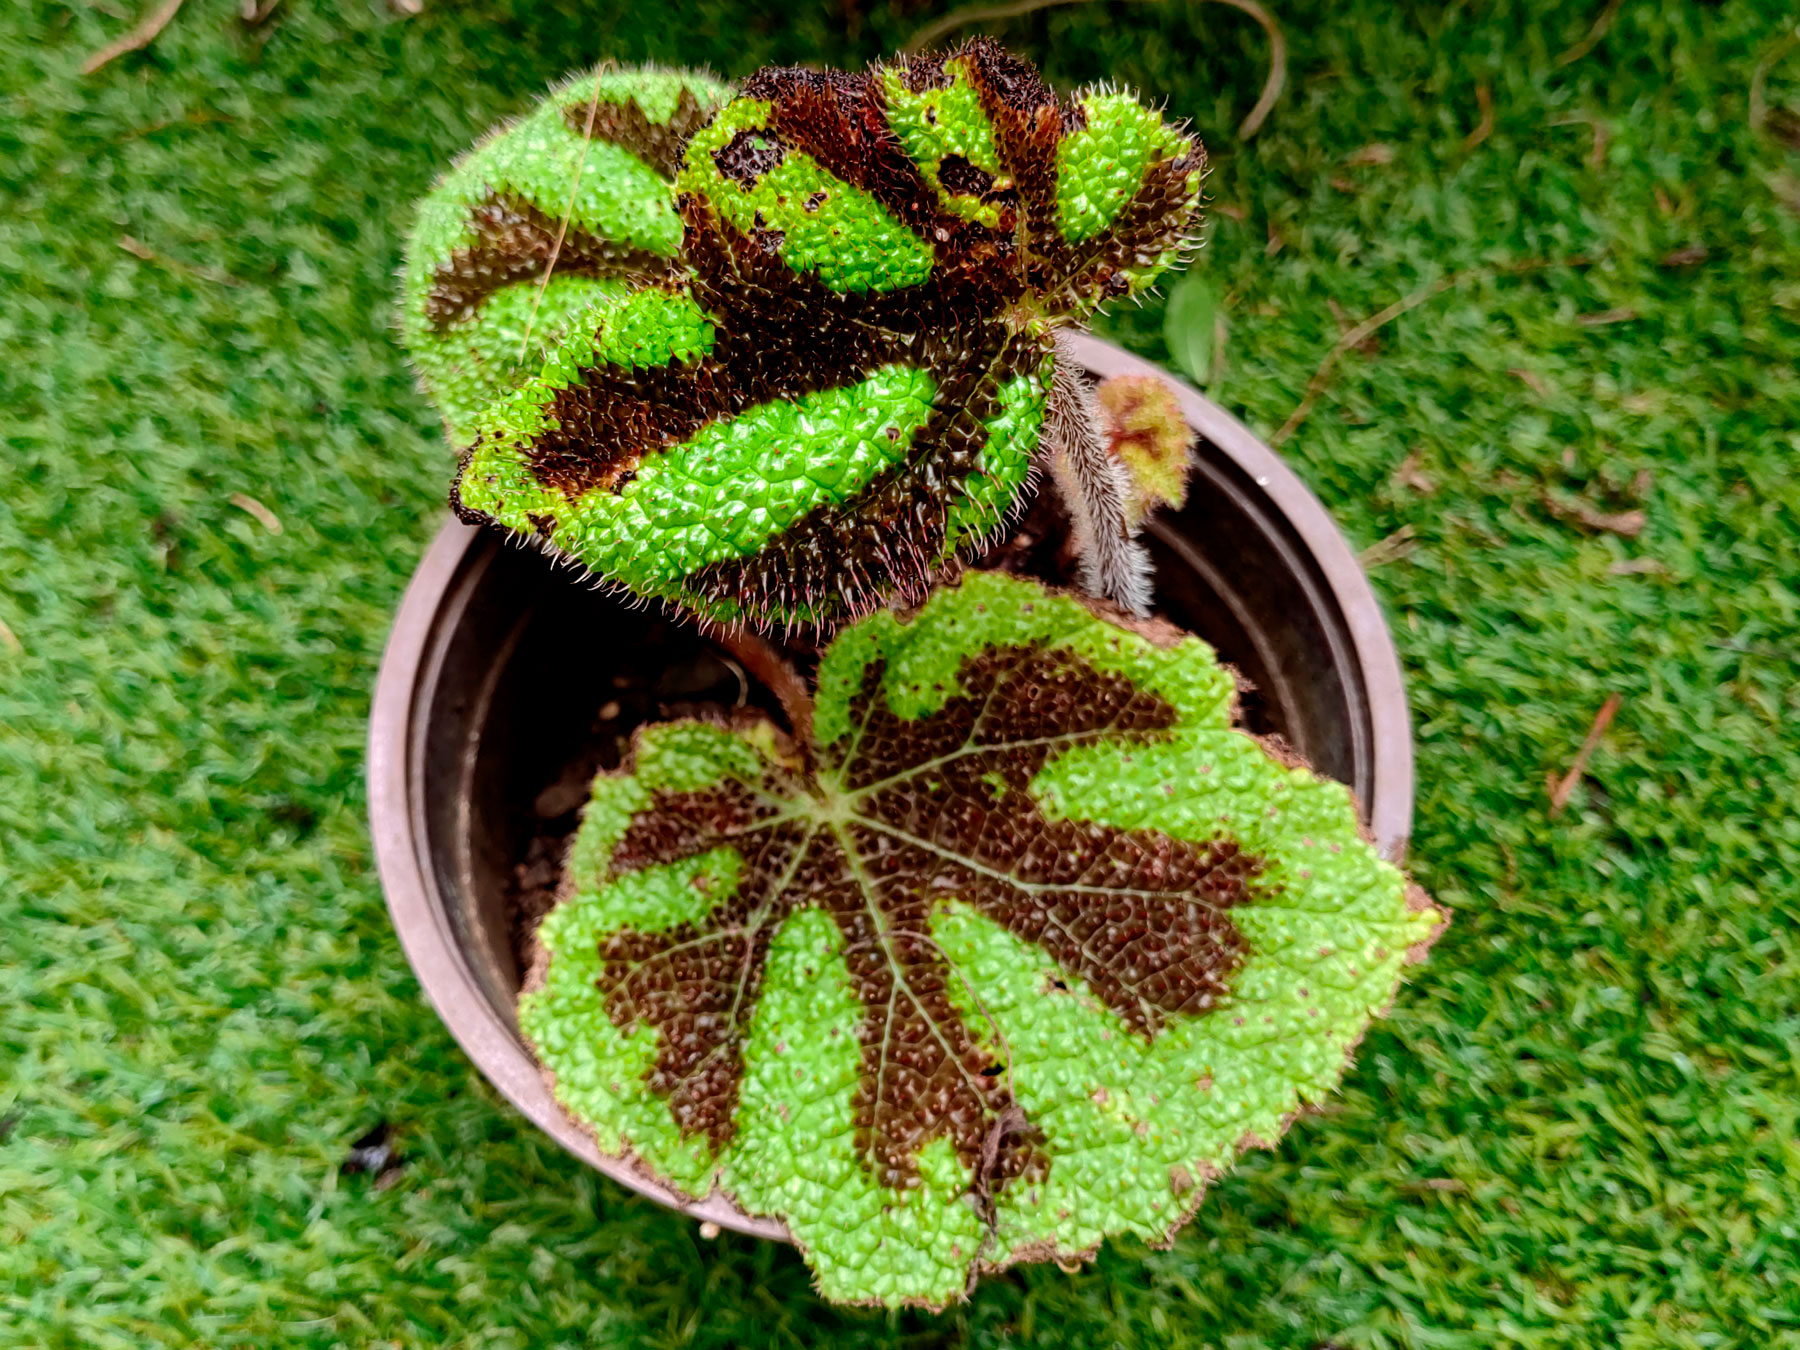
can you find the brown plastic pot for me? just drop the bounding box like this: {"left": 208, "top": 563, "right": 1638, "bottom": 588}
{"left": 366, "top": 333, "right": 1413, "bottom": 1243}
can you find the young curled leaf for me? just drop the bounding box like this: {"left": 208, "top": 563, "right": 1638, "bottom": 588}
{"left": 1096, "top": 372, "right": 1196, "bottom": 525}
{"left": 521, "top": 571, "right": 1442, "bottom": 1307}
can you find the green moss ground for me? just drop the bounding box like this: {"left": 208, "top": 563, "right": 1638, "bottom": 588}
{"left": 2, "top": 1, "right": 1797, "bottom": 1344}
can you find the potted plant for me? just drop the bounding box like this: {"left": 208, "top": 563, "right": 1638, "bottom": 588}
{"left": 371, "top": 39, "right": 1443, "bottom": 1310}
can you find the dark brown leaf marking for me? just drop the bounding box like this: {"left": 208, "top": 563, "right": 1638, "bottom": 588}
{"left": 937, "top": 153, "right": 998, "bottom": 199}
{"left": 453, "top": 196, "right": 1049, "bottom": 625}
{"left": 949, "top": 38, "right": 1197, "bottom": 310}
{"left": 599, "top": 781, "right": 808, "bottom": 1144}
{"left": 713, "top": 125, "right": 787, "bottom": 188}
{"left": 424, "top": 193, "right": 669, "bottom": 329}
{"left": 561, "top": 87, "right": 717, "bottom": 177}
{"left": 590, "top": 640, "right": 1258, "bottom": 1196}
{"left": 684, "top": 319, "right": 1041, "bottom": 623}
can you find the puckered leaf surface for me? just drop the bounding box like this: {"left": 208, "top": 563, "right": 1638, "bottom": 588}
{"left": 401, "top": 67, "right": 734, "bottom": 443}
{"left": 521, "top": 571, "right": 1442, "bottom": 1307}
{"left": 447, "top": 39, "right": 1204, "bottom": 629}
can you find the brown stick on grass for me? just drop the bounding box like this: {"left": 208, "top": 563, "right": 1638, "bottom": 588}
{"left": 1460, "top": 82, "right": 1494, "bottom": 153}
{"left": 1272, "top": 255, "right": 1595, "bottom": 447}
{"left": 1547, "top": 694, "right": 1622, "bottom": 817}
{"left": 1271, "top": 275, "right": 1460, "bottom": 446}
{"left": 118, "top": 235, "right": 243, "bottom": 288}
{"left": 82, "top": 0, "right": 187, "bottom": 75}
{"left": 1556, "top": 0, "right": 1621, "bottom": 68}
{"left": 1749, "top": 30, "right": 1800, "bottom": 144}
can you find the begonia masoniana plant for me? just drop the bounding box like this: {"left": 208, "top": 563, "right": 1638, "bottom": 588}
{"left": 399, "top": 42, "right": 1442, "bottom": 1309}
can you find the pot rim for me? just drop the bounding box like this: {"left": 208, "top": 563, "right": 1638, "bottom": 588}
{"left": 368, "top": 519, "right": 791, "bottom": 1239}
{"left": 1063, "top": 333, "right": 1413, "bottom": 860}
{"left": 367, "top": 337, "right": 1412, "bottom": 1245}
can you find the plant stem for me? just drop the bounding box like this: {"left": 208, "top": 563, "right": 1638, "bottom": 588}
{"left": 713, "top": 628, "right": 815, "bottom": 751}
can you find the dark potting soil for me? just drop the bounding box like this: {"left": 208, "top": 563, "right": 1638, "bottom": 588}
{"left": 499, "top": 610, "right": 795, "bottom": 977}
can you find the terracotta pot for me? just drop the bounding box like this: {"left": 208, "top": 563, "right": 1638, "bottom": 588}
{"left": 366, "top": 334, "right": 1413, "bottom": 1242}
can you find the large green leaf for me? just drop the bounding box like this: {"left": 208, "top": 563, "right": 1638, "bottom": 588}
{"left": 521, "top": 571, "right": 1442, "bottom": 1307}
{"left": 442, "top": 40, "right": 1205, "bottom": 630}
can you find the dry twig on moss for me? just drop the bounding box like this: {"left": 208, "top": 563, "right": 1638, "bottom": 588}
{"left": 82, "top": 0, "right": 187, "bottom": 75}
{"left": 1548, "top": 694, "right": 1622, "bottom": 817}
{"left": 1272, "top": 256, "right": 1593, "bottom": 447}
{"left": 1271, "top": 275, "right": 1459, "bottom": 446}
{"left": 1460, "top": 82, "right": 1494, "bottom": 152}
{"left": 1541, "top": 492, "right": 1646, "bottom": 539}
{"left": 1556, "top": 0, "right": 1621, "bottom": 68}
{"left": 228, "top": 493, "right": 284, "bottom": 535}
{"left": 117, "top": 234, "right": 243, "bottom": 288}
{"left": 1749, "top": 29, "right": 1800, "bottom": 145}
